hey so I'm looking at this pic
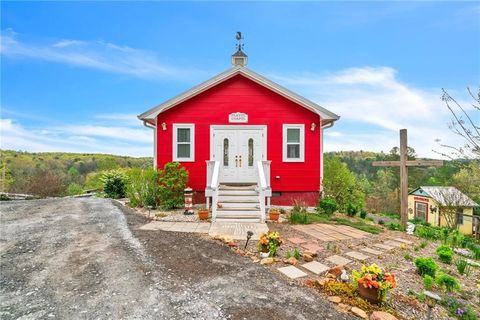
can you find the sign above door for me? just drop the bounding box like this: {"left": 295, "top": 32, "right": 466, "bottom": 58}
{"left": 228, "top": 112, "right": 248, "bottom": 123}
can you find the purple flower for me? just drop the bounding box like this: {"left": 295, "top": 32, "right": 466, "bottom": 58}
{"left": 456, "top": 308, "right": 465, "bottom": 316}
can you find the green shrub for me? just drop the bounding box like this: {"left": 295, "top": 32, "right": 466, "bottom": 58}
{"left": 409, "top": 217, "right": 431, "bottom": 226}
{"left": 449, "top": 230, "right": 464, "bottom": 248}
{"left": 414, "top": 225, "right": 442, "bottom": 240}
{"left": 459, "top": 235, "right": 475, "bottom": 249}
{"left": 436, "top": 273, "right": 460, "bottom": 292}
{"left": 359, "top": 210, "right": 367, "bottom": 219}
{"left": 289, "top": 201, "right": 309, "bottom": 224}
{"left": 404, "top": 253, "right": 413, "bottom": 261}
{"left": 469, "top": 243, "right": 480, "bottom": 260}
{"left": 414, "top": 241, "right": 429, "bottom": 252}
{"left": 126, "top": 168, "right": 159, "bottom": 208}
{"left": 441, "top": 228, "right": 450, "bottom": 244}
{"left": 101, "top": 170, "right": 127, "bottom": 199}
{"left": 456, "top": 259, "right": 471, "bottom": 276}
{"left": 157, "top": 162, "right": 188, "bottom": 210}
{"left": 67, "top": 183, "right": 83, "bottom": 195}
{"left": 440, "top": 295, "right": 477, "bottom": 320}
{"left": 346, "top": 202, "right": 359, "bottom": 217}
{"left": 293, "top": 248, "right": 301, "bottom": 260}
{"left": 388, "top": 222, "right": 404, "bottom": 231}
{"left": 414, "top": 257, "right": 438, "bottom": 277}
{"left": 436, "top": 245, "right": 454, "bottom": 264}
{"left": 423, "top": 274, "right": 434, "bottom": 290}
{"left": 316, "top": 197, "right": 338, "bottom": 215}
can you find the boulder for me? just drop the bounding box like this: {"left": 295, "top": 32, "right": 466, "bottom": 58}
{"left": 327, "top": 265, "right": 344, "bottom": 277}
{"left": 260, "top": 257, "right": 275, "bottom": 265}
{"left": 284, "top": 257, "right": 298, "bottom": 265}
{"left": 351, "top": 307, "right": 368, "bottom": 319}
{"left": 303, "top": 254, "right": 314, "bottom": 262}
{"left": 370, "top": 311, "right": 398, "bottom": 320}
{"left": 303, "top": 250, "right": 318, "bottom": 257}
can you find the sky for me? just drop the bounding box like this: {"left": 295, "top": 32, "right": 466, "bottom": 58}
{"left": 1, "top": 1, "right": 479, "bottom": 158}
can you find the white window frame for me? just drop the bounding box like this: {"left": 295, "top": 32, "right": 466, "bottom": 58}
{"left": 283, "top": 124, "right": 305, "bottom": 162}
{"left": 173, "top": 124, "right": 195, "bottom": 162}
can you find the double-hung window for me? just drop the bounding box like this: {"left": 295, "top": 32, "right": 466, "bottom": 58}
{"left": 173, "top": 124, "right": 194, "bottom": 161}
{"left": 283, "top": 124, "right": 305, "bottom": 162}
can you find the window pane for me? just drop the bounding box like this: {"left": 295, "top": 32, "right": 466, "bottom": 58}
{"left": 177, "top": 128, "right": 190, "bottom": 143}
{"left": 223, "top": 138, "right": 229, "bottom": 167}
{"left": 287, "top": 128, "right": 300, "bottom": 143}
{"left": 177, "top": 144, "right": 190, "bottom": 158}
{"left": 248, "top": 138, "right": 254, "bottom": 167}
{"left": 287, "top": 144, "right": 300, "bottom": 158}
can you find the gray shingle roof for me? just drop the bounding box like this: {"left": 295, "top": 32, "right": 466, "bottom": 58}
{"left": 414, "top": 186, "right": 479, "bottom": 207}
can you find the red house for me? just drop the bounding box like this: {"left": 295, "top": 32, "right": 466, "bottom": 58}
{"left": 138, "top": 45, "right": 339, "bottom": 222}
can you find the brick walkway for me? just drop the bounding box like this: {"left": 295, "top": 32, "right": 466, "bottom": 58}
{"left": 292, "top": 223, "right": 370, "bottom": 241}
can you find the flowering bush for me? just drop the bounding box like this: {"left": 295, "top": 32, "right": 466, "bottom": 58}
{"left": 258, "top": 232, "right": 282, "bottom": 257}
{"left": 352, "top": 263, "right": 397, "bottom": 301}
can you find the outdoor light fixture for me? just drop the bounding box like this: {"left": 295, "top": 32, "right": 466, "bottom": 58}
{"left": 311, "top": 123, "right": 317, "bottom": 131}
{"left": 430, "top": 205, "right": 437, "bottom": 213}
{"left": 245, "top": 230, "right": 254, "bottom": 249}
{"left": 161, "top": 122, "right": 167, "bottom": 131}
{"left": 424, "top": 290, "right": 441, "bottom": 320}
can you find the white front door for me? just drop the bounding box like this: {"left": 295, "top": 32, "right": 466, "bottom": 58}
{"left": 212, "top": 126, "right": 265, "bottom": 183}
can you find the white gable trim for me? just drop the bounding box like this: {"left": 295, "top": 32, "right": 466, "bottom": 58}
{"left": 138, "top": 67, "right": 340, "bottom": 123}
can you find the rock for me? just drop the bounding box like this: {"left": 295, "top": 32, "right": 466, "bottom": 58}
{"left": 351, "top": 307, "right": 368, "bottom": 319}
{"left": 338, "top": 303, "right": 351, "bottom": 312}
{"left": 316, "top": 278, "right": 333, "bottom": 286}
{"left": 260, "top": 257, "right": 274, "bottom": 265}
{"left": 284, "top": 257, "right": 298, "bottom": 265}
{"left": 303, "top": 254, "right": 314, "bottom": 262}
{"left": 328, "top": 265, "right": 344, "bottom": 277}
{"left": 328, "top": 296, "right": 341, "bottom": 303}
{"left": 227, "top": 242, "right": 238, "bottom": 247}
{"left": 370, "top": 311, "right": 398, "bottom": 320}
{"left": 303, "top": 250, "right": 318, "bottom": 257}
{"left": 252, "top": 258, "right": 260, "bottom": 263}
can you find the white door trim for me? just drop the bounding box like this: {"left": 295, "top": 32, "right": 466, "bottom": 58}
{"left": 210, "top": 125, "right": 267, "bottom": 161}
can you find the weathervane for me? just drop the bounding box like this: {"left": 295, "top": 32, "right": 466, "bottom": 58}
{"left": 235, "top": 31, "right": 244, "bottom": 50}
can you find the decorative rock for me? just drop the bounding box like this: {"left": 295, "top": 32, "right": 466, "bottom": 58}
{"left": 351, "top": 307, "right": 368, "bottom": 319}
{"left": 260, "top": 257, "right": 274, "bottom": 265}
{"left": 303, "top": 254, "right": 314, "bottom": 262}
{"left": 338, "top": 303, "right": 351, "bottom": 312}
{"left": 252, "top": 258, "right": 260, "bottom": 263}
{"left": 328, "top": 296, "right": 342, "bottom": 303}
{"left": 370, "top": 311, "right": 399, "bottom": 320}
{"left": 327, "top": 265, "right": 345, "bottom": 277}
{"left": 284, "top": 257, "right": 298, "bottom": 265}
{"left": 303, "top": 250, "right": 318, "bottom": 257}
{"left": 227, "top": 242, "right": 238, "bottom": 247}
{"left": 316, "top": 278, "right": 334, "bottom": 286}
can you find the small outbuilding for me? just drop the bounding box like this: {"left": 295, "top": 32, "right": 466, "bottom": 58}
{"left": 408, "top": 186, "right": 479, "bottom": 236}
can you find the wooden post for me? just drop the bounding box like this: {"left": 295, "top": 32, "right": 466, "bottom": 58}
{"left": 399, "top": 129, "right": 408, "bottom": 227}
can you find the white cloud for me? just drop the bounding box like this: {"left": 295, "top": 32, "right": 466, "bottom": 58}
{"left": 0, "top": 117, "right": 153, "bottom": 157}
{"left": 272, "top": 67, "right": 473, "bottom": 158}
{"left": 0, "top": 29, "right": 199, "bottom": 79}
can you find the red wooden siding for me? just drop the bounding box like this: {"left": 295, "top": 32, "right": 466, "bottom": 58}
{"left": 156, "top": 74, "right": 322, "bottom": 202}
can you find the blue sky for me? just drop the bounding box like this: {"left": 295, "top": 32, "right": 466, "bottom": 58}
{"left": 1, "top": 2, "right": 479, "bottom": 158}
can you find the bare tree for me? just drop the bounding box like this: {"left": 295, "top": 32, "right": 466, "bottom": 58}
{"left": 435, "top": 187, "right": 473, "bottom": 230}
{"left": 435, "top": 87, "right": 480, "bottom": 159}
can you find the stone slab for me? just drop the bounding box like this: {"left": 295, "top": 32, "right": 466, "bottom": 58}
{"left": 384, "top": 240, "right": 404, "bottom": 247}
{"left": 326, "top": 255, "right": 352, "bottom": 265}
{"left": 372, "top": 243, "right": 395, "bottom": 250}
{"left": 277, "top": 266, "right": 308, "bottom": 279}
{"left": 345, "top": 251, "right": 370, "bottom": 261}
{"left": 208, "top": 222, "right": 268, "bottom": 240}
{"left": 287, "top": 237, "right": 308, "bottom": 245}
{"left": 138, "top": 221, "right": 175, "bottom": 231}
{"left": 361, "top": 247, "right": 383, "bottom": 255}
{"left": 301, "top": 261, "right": 329, "bottom": 275}
{"left": 195, "top": 223, "right": 211, "bottom": 233}
{"left": 394, "top": 238, "right": 413, "bottom": 245}
{"left": 301, "top": 243, "right": 323, "bottom": 253}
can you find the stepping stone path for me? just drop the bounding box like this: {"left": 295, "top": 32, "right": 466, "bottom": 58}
{"left": 326, "top": 255, "right": 352, "bottom": 265}
{"left": 288, "top": 237, "right": 307, "bottom": 245}
{"left": 345, "top": 251, "right": 370, "bottom": 261}
{"left": 372, "top": 243, "right": 395, "bottom": 251}
{"left": 384, "top": 240, "right": 404, "bottom": 247}
{"left": 361, "top": 247, "right": 383, "bottom": 255}
{"left": 301, "top": 261, "right": 329, "bottom": 275}
{"left": 394, "top": 238, "right": 413, "bottom": 244}
{"left": 277, "top": 266, "right": 308, "bottom": 279}
{"left": 301, "top": 243, "right": 323, "bottom": 253}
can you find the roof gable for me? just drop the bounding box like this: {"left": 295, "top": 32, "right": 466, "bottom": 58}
{"left": 138, "top": 66, "right": 339, "bottom": 124}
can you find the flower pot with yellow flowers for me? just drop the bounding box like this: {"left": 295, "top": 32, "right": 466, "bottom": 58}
{"left": 258, "top": 232, "right": 282, "bottom": 258}
{"left": 352, "top": 263, "right": 397, "bottom": 304}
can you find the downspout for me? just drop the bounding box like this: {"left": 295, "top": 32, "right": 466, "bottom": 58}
{"left": 143, "top": 120, "right": 157, "bottom": 169}
{"left": 320, "top": 120, "right": 336, "bottom": 196}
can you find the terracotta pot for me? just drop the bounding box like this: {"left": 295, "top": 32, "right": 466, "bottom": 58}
{"left": 358, "top": 285, "right": 382, "bottom": 304}
{"left": 269, "top": 211, "right": 280, "bottom": 221}
{"left": 198, "top": 209, "right": 209, "bottom": 221}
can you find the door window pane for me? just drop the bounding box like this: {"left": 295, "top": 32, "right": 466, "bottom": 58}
{"left": 223, "top": 138, "right": 229, "bottom": 167}
{"left": 287, "top": 128, "right": 300, "bottom": 143}
{"left": 177, "top": 128, "right": 190, "bottom": 142}
{"left": 248, "top": 138, "right": 254, "bottom": 167}
{"left": 177, "top": 144, "right": 190, "bottom": 158}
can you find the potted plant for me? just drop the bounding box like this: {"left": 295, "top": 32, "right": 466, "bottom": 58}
{"left": 197, "top": 207, "right": 209, "bottom": 221}
{"left": 352, "top": 263, "right": 397, "bottom": 304}
{"left": 258, "top": 232, "right": 282, "bottom": 257}
{"left": 269, "top": 208, "right": 280, "bottom": 221}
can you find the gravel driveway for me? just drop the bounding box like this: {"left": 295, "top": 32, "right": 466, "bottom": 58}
{"left": 0, "top": 198, "right": 355, "bottom": 320}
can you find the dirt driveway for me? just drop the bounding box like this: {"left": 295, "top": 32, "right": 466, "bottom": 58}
{"left": 0, "top": 198, "right": 355, "bottom": 320}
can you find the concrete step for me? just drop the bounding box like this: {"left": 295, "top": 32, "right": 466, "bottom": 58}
{"left": 215, "top": 218, "right": 261, "bottom": 223}
{"left": 218, "top": 195, "right": 259, "bottom": 202}
{"left": 218, "top": 202, "right": 260, "bottom": 209}
{"left": 217, "top": 208, "right": 260, "bottom": 213}
{"left": 218, "top": 190, "right": 258, "bottom": 196}
{"left": 219, "top": 184, "right": 256, "bottom": 190}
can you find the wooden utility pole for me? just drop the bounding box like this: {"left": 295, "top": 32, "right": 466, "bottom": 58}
{"left": 372, "top": 129, "right": 443, "bottom": 228}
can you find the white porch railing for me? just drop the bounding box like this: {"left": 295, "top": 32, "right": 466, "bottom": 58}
{"left": 257, "top": 161, "right": 269, "bottom": 222}
{"left": 210, "top": 161, "right": 220, "bottom": 221}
